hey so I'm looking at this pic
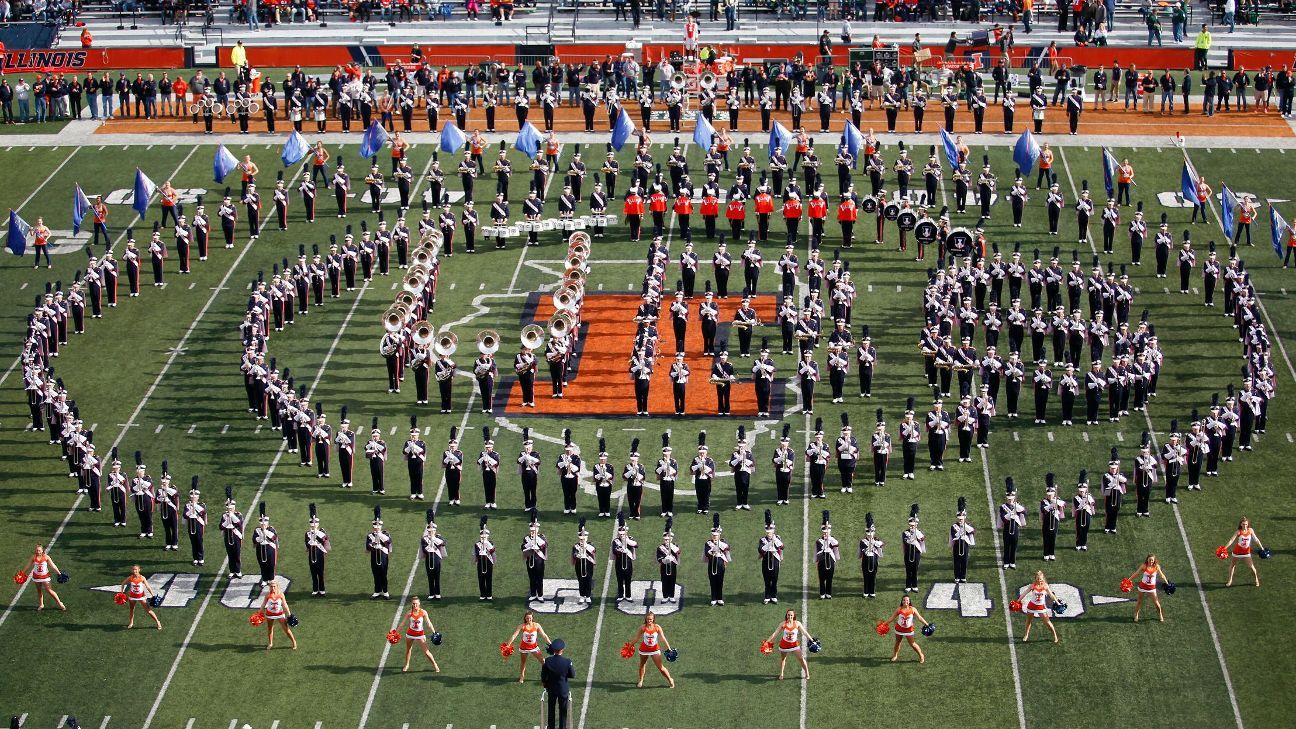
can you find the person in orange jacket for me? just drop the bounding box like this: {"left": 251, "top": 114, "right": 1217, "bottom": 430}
{"left": 782, "top": 193, "right": 803, "bottom": 247}
{"left": 700, "top": 187, "right": 720, "bottom": 239}
{"left": 837, "top": 194, "right": 858, "bottom": 247}
{"left": 624, "top": 187, "right": 645, "bottom": 241}
{"left": 808, "top": 190, "right": 828, "bottom": 248}
{"left": 674, "top": 190, "right": 694, "bottom": 241}
{"left": 754, "top": 184, "right": 775, "bottom": 241}
{"left": 726, "top": 192, "right": 746, "bottom": 241}
{"left": 649, "top": 186, "right": 669, "bottom": 237}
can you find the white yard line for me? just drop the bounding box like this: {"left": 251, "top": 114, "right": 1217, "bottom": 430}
{"left": 1139, "top": 408, "right": 1244, "bottom": 729}
{"left": 573, "top": 495, "right": 626, "bottom": 729}
{"left": 142, "top": 278, "right": 370, "bottom": 729}
{"left": 977, "top": 450, "right": 1027, "bottom": 729}
{"left": 799, "top": 410, "right": 810, "bottom": 729}
{"left": 1056, "top": 147, "right": 1099, "bottom": 258}
{"left": 0, "top": 145, "right": 212, "bottom": 631}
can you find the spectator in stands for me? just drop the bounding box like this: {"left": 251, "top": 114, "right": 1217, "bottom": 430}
{"left": 1223, "top": 0, "right": 1236, "bottom": 32}
{"left": 248, "top": 0, "right": 261, "bottom": 30}
{"left": 1145, "top": 8, "right": 1162, "bottom": 46}
{"left": 1021, "top": 0, "right": 1033, "bottom": 32}
{"left": 1193, "top": 24, "right": 1211, "bottom": 70}
{"left": 1170, "top": 0, "right": 1186, "bottom": 43}
{"left": 0, "top": 0, "right": 9, "bottom": 22}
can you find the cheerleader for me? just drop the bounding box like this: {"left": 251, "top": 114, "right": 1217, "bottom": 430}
{"left": 506, "top": 611, "right": 551, "bottom": 683}
{"left": 401, "top": 596, "right": 440, "bottom": 672}
{"left": 257, "top": 579, "right": 297, "bottom": 650}
{"left": 1020, "top": 571, "right": 1060, "bottom": 643}
{"left": 1224, "top": 517, "right": 1265, "bottom": 588}
{"left": 22, "top": 544, "right": 66, "bottom": 611}
{"left": 1129, "top": 553, "right": 1170, "bottom": 622}
{"left": 631, "top": 612, "right": 676, "bottom": 688}
{"left": 766, "top": 608, "right": 816, "bottom": 680}
{"left": 121, "top": 564, "right": 161, "bottom": 630}
{"left": 887, "top": 595, "right": 929, "bottom": 663}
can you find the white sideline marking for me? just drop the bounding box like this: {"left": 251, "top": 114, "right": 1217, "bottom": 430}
{"left": 188, "top": 425, "right": 196, "bottom": 434}
{"left": 977, "top": 450, "right": 1028, "bottom": 729}
{"left": 16, "top": 714, "right": 25, "bottom": 727}
{"left": 19, "top": 282, "right": 27, "bottom": 290}
{"left": 313, "top": 723, "right": 323, "bottom": 729}
{"left": 1286, "top": 433, "right": 1293, "bottom": 444}
{"left": 228, "top": 722, "right": 236, "bottom": 729}
{"left": 0, "top": 145, "right": 210, "bottom": 631}
{"left": 1116, "top": 431, "right": 1124, "bottom": 441}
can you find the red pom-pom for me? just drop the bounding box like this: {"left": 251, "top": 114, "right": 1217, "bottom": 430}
{"left": 500, "top": 642, "right": 515, "bottom": 658}
{"left": 1216, "top": 545, "right": 1229, "bottom": 560}
{"left": 1009, "top": 599, "right": 1023, "bottom": 613}
{"left": 114, "top": 592, "right": 128, "bottom": 605}
{"left": 13, "top": 571, "right": 27, "bottom": 585}
{"left": 1120, "top": 577, "right": 1134, "bottom": 593}
{"left": 619, "top": 642, "right": 636, "bottom": 659}
{"left": 759, "top": 639, "right": 774, "bottom": 654}
{"left": 875, "top": 620, "right": 890, "bottom": 636}
{"left": 387, "top": 630, "right": 402, "bottom": 645}
{"left": 249, "top": 612, "right": 265, "bottom": 626}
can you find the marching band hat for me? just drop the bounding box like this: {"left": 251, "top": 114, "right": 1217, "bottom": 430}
{"left": 711, "top": 512, "right": 723, "bottom": 535}
{"left": 908, "top": 504, "right": 920, "bottom": 525}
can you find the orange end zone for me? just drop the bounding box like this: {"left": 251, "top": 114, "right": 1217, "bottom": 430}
{"left": 504, "top": 293, "right": 781, "bottom": 418}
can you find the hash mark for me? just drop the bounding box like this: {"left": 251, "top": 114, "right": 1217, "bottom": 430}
{"left": 58, "top": 716, "right": 68, "bottom": 729}
{"left": 255, "top": 425, "right": 263, "bottom": 434}
{"left": 1282, "top": 289, "right": 1288, "bottom": 296}
{"left": 1116, "top": 431, "right": 1124, "bottom": 441}
{"left": 189, "top": 283, "right": 196, "bottom": 290}
{"left": 188, "top": 425, "right": 197, "bottom": 434}
{"left": 270, "top": 722, "right": 280, "bottom": 729}
{"left": 449, "top": 282, "right": 456, "bottom": 290}
{"left": 479, "top": 283, "right": 486, "bottom": 290}
{"left": 868, "top": 284, "right": 873, "bottom": 292}
{"left": 1193, "top": 287, "right": 1199, "bottom": 295}
{"left": 390, "top": 426, "right": 398, "bottom": 435}
{"left": 222, "top": 424, "right": 229, "bottom": 434}
{"left": 99, "top": 718, "right": 112, "bottom": 729}
{"left": 1287, "top": 433, "right": 1293, "bottom": 443}
{"left": 314, "top": 724, "right": 323, "bottom": 729}
{"left": 229, "top": 722, "right": 237, "bottom": 729}
{"left": 896, "top": 285, "right": 902, "bottom": 292}
{"left": 1012, "top": 431, "right": 1019, "bottom": 442}
{"left": 19, "top": 282, "right": 27, "bottom": 290}
{"left": 1047, "top": 432, "right": 1054, "bottom": 442}
{"left": 1163, "top": 287, "right": 1170, "bottom": 294}
{"left": 155, "top": 424, "right": 164, "bottom": 434}
{"left": 595, "top": 429, "right": 603, "bottom": 438}
{"left": 1082, "top": 431, "right": 1089, "bottom": 442}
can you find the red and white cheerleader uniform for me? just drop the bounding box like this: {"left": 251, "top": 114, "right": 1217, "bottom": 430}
{"left": 894, "top": 606, "right": 917, "bottom": 637}
{"left": 778, "top": 620, "right": 802, "bottom": 653}
{"left": 519, "top": 625, "right": 541, "bottom": 654}
{"left": 30, "top": 555, "right": 51, "bottom": 584}
{"left": 1232, "top": 529, "right": 1254, "bottom": 558}
{"left": 1024, "top": 585, "right": 1050, "bottom": 617}
{"left": 639, "top": 624, "right": 663, "bottom": 656}
{"left": 264, "top": 596, "right": 286, "bottom": 621}
{"left": 1138, "top": 566, "right": 1159, "bottom": 594}
{"left": 125, "top": 575, "right": 149, "bottom": 602}
{"left": 405, "top": 608, "right": 429, "bottom": 641}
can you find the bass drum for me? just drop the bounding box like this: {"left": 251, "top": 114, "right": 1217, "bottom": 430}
{"left": 946, "top": 227, "right": 975, "bottom": 257}
{"left": 914, "top": 218, "right": 939, "bottom": 244}
{"left": 860, "top": 196, "right": 879, "bottom": 214}
{"left": 883, "top": 201, "right": 901, "bottom": 222}
{"left": 897, "top": 210, "right": 919, "bottom": 232}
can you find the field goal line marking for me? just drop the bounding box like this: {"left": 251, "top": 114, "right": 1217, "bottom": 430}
{"left": 142, "top": 275, "right": 369, "bottom": 729}
{"left": 359, "top": 146, "right": 540, "bottom": 728}
{"left": 0, "top": 145, "right": 201, "bottom": 632}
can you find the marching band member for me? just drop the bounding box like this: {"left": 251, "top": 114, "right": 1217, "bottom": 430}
{"left": 623, "top": 440, "right": 647, "bottom": 518}
{"left": 711, "top": 349, "right": 736, "bottom": 416}
{"left": 507, "top": 611, "right": 551, "bottom": 682}
{"left": 1041, "top": 474, "right": 1065, "bottom": 560}
{"left": 813, "top": 510, "right": 840, "bottom": 599}
{"left": 518, "top": 428, "right": 542, "bottom": 511}
{"left": 926, "top": 398, "right": 950, "bottom": 471}
{"left": 771, "top": 425, "right": 795, "bottom": 505}
{"left": 156, "top": 466, "right": 180, "bottom": 551}
{"left": 1224, "top": 516, "right": 1266, "bottom": 588}
{"left": 754, "top": 508, "right": 785, "bottom": 604}
{"left": 332, "top": 161, "right": 351, "bottom": 218}
{"left": 869, "top": 409, "right": 891, "bottom": 486}
{"left": 1133, "top": 432, "right": 1158, "bottom": 517}
{"left": 252, "top": 502, "right": 279, "bottom": 586}
{"left": 859, "top": 512, "right": 884, "bottom": 599}
{"left": 1021, "top": 571, "right": 1061, "bottom": 643}
{"left": 401, "top": 596, "right": 439, "bottom": 672}
{"left": 585, "top": 439, "right": 612, "bottom": 518}
{"left": 312, "top": 406, "right": 332, "bottom": 478}
{"left": 256, "top": 579, "right": 297, "bottom": 650}
{"left": 121, "top": 564, "right": 162, "bottom": 630}
{"left": 365, "top": 418, "right": 388, "bottom": 495}
{"left": 21, "top": 543, "right": 66, "bottom": 611}
{"left": 887, "top": 594, "right": 929, "bottom": 663}
{"left": 1130, "top": 554, "right": 1170, "bottom": 622}
{"left": 184, "top": 479, "right": 207, "bottom": 566}
{"left": 703, "top": 513, "right": 731, "bottom": 606}
{"left": 998, "top": 478, "right": 1026, "bottom": 569}
{"left": 220, "top": 486, "right": 245, "bottom": 579}
{"left": 611, "top": 511, "right": 638, "bottom": 601}
{"left": 949, "top": 497, "right": 976, "bottom": 583}
{"left": 729, "top": 427, "right": 755, "bottom": 510}
{"left": 692, "top": 433, "right": 716, "bottom": 513}
{"left": 1071, "top": 471, "right": 1095, "bottom": 552}
{"left": 522, "top": 509, "right": 548, "bottom": 602}
{"left": 415, "top": 508, "right": 446, "bottom": 602}
{"left": 367, "top": 505, "right": 392, "bottom": 599}
{"left": 474, "top": 346, "right": 499, "bottom": 414}
{"left": 902, "top": 504, "right": 925, "bottom": 592}
{"left": 304, "top": 503, "right": 330, "bottom": 596}
{"left": 805, "top": 418, "right": 829, "bottom": 498}
{"left": 130, "top": 451, "right": 154, "bottom": 539}
{"left": 655, "top": 435, "right": 677, "bottom": 517}
{"left": 403, "top": 418, "right": 427, "bottom": 501}
{"left": 566, "top": 516, "right": 598, "bottom": 604}
{"left": 478, "top": 428, "right": 500, "bottom": 509}
{"left": 1102, "top": 448, "right": 1127, "bottom": 534}
{"left": 473, "top": 514, "right": 497, "bottom": 601}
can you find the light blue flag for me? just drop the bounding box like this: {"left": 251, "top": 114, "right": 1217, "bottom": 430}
{"left": 72, "top": 183, "right": 92, "bottom": 235}
{"left": 1012, "top": 130, "right": 1040, "bottom": 175}
{"left": 842, "top": 121, "right": 864, "bottom": 169}
{"left": 940, "top": 127, "right": 960, "bottom": 169}
{"left": 691, "top": 111, "right": 715, "bottom": 151}
{"left": 213, "top": 144, "right": 239, "bottom": 183}
{"left": 6, "top": 209, "right": 31, "bottom": 256}
{"left": 515, "top": 122, "right": 542, "bottom": 159}
{"left": 281, "top": 132, "right": 310, "bottom": 167}
{"left": 612, "top": 108, "right": 637, "bottom": 151}
{"left": 440, "top": 121, "right": 467, "bottom": 154}
{"left": 360, "top": 122, "right": 390, "bottom": 161}
{"left": 768, "top": 121, "right": 793, "bottom": 160}
{"left": 1270, "top": 205, "right": 1287, "bottom": 259}
{"left": 132, "top": 168, "right": 156, "bottom": 219}
{"left": 1221, "top": 184, "right": 1238, "bottom": 237}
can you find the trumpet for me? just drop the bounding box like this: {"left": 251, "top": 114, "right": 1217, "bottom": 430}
{"left": 477, "top": 329, "right": 500, "bottom": 355}
{"left": 383, "top": 307, "right": 405, "bottom": 333}
{"left": 403, "top": 269, "right": 428, "bottom": 295}
{"left": 521, "top": 324, "right": 545, "bottom": 350}
{"left": 412, "top": 320, "right": 434, "bottom": 346}
{"left": 434, "top": 331, "right": 459, "bottom": 357}
{"left": 549, "top": 310, "right": 578, "bottom": 339}
{"left": 699, "top": 72, "right": 717, "bottom": 90}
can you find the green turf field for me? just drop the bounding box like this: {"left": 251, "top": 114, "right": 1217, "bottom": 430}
{"left": 0, "top": 133, "right": 1293, "bottom": 729}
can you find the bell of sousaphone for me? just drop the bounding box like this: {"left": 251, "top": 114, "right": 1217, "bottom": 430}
{"left": 700, "top": 72, "right": 717, "bottom": 90}
{"left": 549, "top": 310, "right": 578, "bottom": 339}
{"left": 434, "top": 331, "right": 459, "bottom": 357}
{"left": 670, "top": 72, "right": 687, "bottom": 90}
{"left": 564, "top": 267, "right": 587, "bottom": 288}
{"left": 567, "top": 230, "right": 592, "bottom": 249}
{"left": 553, "top": 287, "right": 576, "bottom": 312}
{"left": 477, "top": 329, "right": 500, "bottom": 355}
{"left": 403, "top": 270, "right": 427, "bottom": 294}
{"left": 520, "top": 324, "right": 545, "bottom": 350}
{"left": 383, "top": 307, "right": 404, "bottom": 333}
{"left": 411, "top": 246, "right": 435, "bottom": 267}
{"left": 420, "top": 228, "right": 444, "bottom": 248}
{"left": 412, "top": 320, "right": 434, "bottom": 346}
{"left": 394, "top": 291, "right": 417, "bottom": 310}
